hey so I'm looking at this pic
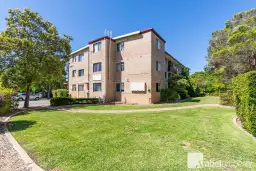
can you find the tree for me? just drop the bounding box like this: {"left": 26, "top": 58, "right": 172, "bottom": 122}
{"left": 180, "top": 67, "right": 196, "bottom": 97}
{"left": 189, "top": 71, "right": 226, "bottom": 95}
{"left": 206, "top": 8, "right": 256, "bottom": 83}
{"left": 0, "top": 8, "right": 72, "bottom": 108}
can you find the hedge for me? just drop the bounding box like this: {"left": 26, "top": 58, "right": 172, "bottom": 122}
{"left": 233, "top": 71, "right": 256, "bottom": 136}
{"left": 50, "top": 97, "right": 99, "bottom": 106}
{"left": 73, "top": 98, "right": 99, "bottom": 104}
{"left": 50, "top": 97, "right": 73, "bottom": 106}
{"left": 52, "top": 89, "right": 68, "bottom": 98}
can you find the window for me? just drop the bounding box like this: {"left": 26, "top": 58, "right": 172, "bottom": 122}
{"left": 78, "top": 54, "right": 84, "bottom": 62}
{"left": 78, "top": 69, "right": 84, "bottom": 77}
{"left": 72, "top": 84, "right": 76, "bottom": 91}
{"left": 93, "top": 83, "right": 101, "bottom": 92}
{"left": 156, "top": 83, "right": 160, "bottom": 92}
{"left": 78, "top": 85, "right": 84, "bottom": 91}
{"left": 72, "top": 56, "right": 76, "bottom": 63}
{"left": 116, "top": 83, "right": 124, "bottom": 92}
{"left": 93, "top": 63, "right": 102, "bottom": 72}
{"left": 117, "top": 42, "right": 124, "bottom": 52}
{"left": 93, "top": 42, "right": 102, "bottom": 53}
{"left": 72, "top": 70, "right": 76, "bottom": 77}
{"left": 156, "top": 39, "right": 160, "bottom": 50}
{"left": 164, "top": 72, "right": 167, "bottom": 80}
{"left": 156, "top": 61, "right": 161, "bottom": 71}
{"left": 116, "top": 62, "right": 124, "bottom": 72}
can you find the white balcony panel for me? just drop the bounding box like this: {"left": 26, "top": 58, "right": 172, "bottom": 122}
{"left": 130, "top": 82, "right": 145, "bottom": 91}
{"left": 93, "top": 74, "right": 102, "bottom": 81}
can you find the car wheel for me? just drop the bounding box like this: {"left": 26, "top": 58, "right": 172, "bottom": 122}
{"left": 35, "top": 97, "right": 39, "bottom": 100}
{"left": 18, "top": 98, "right": 23, "bottom": 101}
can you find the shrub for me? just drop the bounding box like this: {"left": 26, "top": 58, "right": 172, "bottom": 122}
{"left": 73, "top": 98, "right": 99, "bottom": 104}
{"left": 220, "top": 90, "right": 234, "bottom": 106}
{"left": 52, "top": 89, "right": 68, "bottom": 98}
{"left": 160, "top": 89, "right": 180, "bottom": 102}
{"left": 0, "top": 87, "right": 18, "bottom": 116}
{"left": 50, "top": 97, "right": 73, "bottom": 106}
{"left": 177, "top": 88, "right": 189, "bottom": 100}
{"left": 50, "top": 97, "right": 99, "bottom": 106}
{"left": 52, "top": 90, "right": 57, "bottom": 98}
{"left": 233, "top": 71, "right": 256, "bottom": 136}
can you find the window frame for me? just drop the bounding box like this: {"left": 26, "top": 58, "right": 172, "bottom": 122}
{"left": 156, "top": 61, "right": 161, "bottom": 71}
{"left": 78, "top": 54, "right": 84, "bottom": 62}
{"left": 78, "top": 69, "right": 84, "bottom": 77}
{"left": 156, "top": 83, "right": 160, "bottom": 92}
{"left": 164, "top": 72, "right": 168, "bottom": 80}
{"left": 93, "top": 83, "right": 102, "bottom": 92}
{"left": 117, "top": 42, "right": 124, "bottom": 52}
{"left": 78, "top": 84, "right": 84, "bottom": 91}
{"left": 93, "top": 62, "right": 102, "bottom": 72}
{"left": 116, "top": 82, "right": 124, "bottom": 92}
{"left": 156, "top": 39, "right": 160, "bottom": 50}
{"left": 72, "top": 84, "right": 76, "bottom": 91}
{"left": 72, "top": 70, "right": 76, "bottom": 77}
{"left": 72, "top": 56, "right": 76, "bottom": 63}
{"left": 93, "top": 42, "right": 102, "bottom": 53}
{"left": 116, "top": 62, "right": 124, "bottom": 72}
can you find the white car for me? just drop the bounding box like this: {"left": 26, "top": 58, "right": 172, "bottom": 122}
{"left": 16, "top": 93, "right": 40, "bottom": 101}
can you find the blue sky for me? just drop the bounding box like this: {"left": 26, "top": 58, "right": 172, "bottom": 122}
{"left": 1, "top": 0, "right": 255, "bottom": 73}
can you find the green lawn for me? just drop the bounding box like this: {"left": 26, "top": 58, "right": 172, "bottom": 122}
{"left": 9, "top": 107, "right": 256, "bottom": 171}
{"left": 72, "top": 96, "right": 220, "bottom": 110}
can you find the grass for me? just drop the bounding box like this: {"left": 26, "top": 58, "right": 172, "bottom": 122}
{"left": 9, "top": 107, "right": 256, "bottom": 171}
{"left": 72, "top": 96, "right": 220, "bottom": 110}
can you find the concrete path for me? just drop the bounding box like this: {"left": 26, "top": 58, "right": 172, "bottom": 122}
{"left": 0, "top": 115, "right": 32, "bottom": 171}
{"left": 0, "top": 112, "right": 44, "bottom": 171}
{"left": 64, "top": 104, "right": 234, "bottom": 114}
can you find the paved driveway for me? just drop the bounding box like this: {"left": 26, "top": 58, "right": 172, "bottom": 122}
{"left": 18, "top": 99, "right": 50, "bottom": 108}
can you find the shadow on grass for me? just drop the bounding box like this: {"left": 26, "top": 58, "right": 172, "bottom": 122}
{"left": 7, "top": 120, "right": 36, "bottom": 133}
{"left": 180, "top": 98, "right": 201, "bottom": 103}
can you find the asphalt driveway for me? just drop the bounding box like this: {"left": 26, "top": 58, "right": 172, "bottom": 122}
{"left": 18, "top": 99, "right": 50, "bottom": 108}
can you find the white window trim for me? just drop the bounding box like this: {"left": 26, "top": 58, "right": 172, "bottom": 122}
{"left": 78, "top": 84, "right": 84, "bottom": 91}
{"left": 93, "top": 83, "right": 102, "bottom": 92}
{"left": 72, "top": 70, "right": 76, "bottom": 77}
{"left": 156, "top": 61, "right": 161, "bottom": 71}
{"left": 78, "top": 54, "right": 84, "bottom": 62}
{"left": 93, "top": 62, "right": 102, "bottom": 72}
{"left": 157, "top": 39, "right": 161, "bottom": 50}
{"left": 93, "top": 42, "right": 102, "bottom": 53}
{"left": 78, "top": 69, "right": 84, "bottom": 77}
{"left": 116, "top": 82, "right": 124, "bottom": 92}
{"left": 72, "top": 84, "right": 76, "bottom": 91}
{"left": 117, "top": 41, "right": 124, "bottom": 52}
{"left": 116, "top": 62, "right": 124, "bottom": 72}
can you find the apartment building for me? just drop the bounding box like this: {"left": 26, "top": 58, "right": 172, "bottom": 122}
{"left": 68, "top": 28, "right": 185, "bottom": 104}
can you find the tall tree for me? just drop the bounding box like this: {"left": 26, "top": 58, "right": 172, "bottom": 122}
{"left": 0, "top": 8, "right": 72, "bottom": 108}
{"left": 206, "top": 8, "right": 256, "bottom": 83}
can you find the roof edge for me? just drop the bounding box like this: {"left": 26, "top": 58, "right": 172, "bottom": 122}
{"left": 113, "top": 31, "right": 140, "bottom": 40}
{"left": 71, "top": 28, "right": 167, "bottom": 55}
{"left": 88, "top": 36, "right": 114, "bottom": 44}
{"left": 140, "top": 28, "right": 166, "bottom": 43}
{"left": 165, "top": 51, "right": 185, "bottom": 67}
{"left": 70, "top": 45, "right": 89, "bottom": 55}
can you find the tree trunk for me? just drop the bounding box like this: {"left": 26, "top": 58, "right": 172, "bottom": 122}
{"left": 47, "top": 85, "right": 51, "bottom": 99}
{"left": 24, "top": 84, "right": 31, "bottom": 108}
